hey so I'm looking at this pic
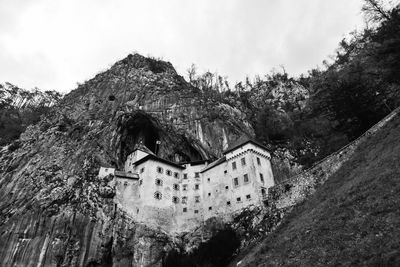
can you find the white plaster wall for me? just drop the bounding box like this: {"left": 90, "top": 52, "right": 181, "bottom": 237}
{"left": 175, "top": 163, "right": 206, "bottom": 231}
{"left": 202, "top": 147, "right": 274, "bottom": 220}
{"left": 98, "top": 167, "right": 115, "bottom": 178}
{"left": 115, "top": 177, "right": 141, "bottom": 217}
{"left": 125, "top": 150, "right": 149, "bottom": 173}
{"left": 110, "top": 142, "right": 275, "bottom": 233}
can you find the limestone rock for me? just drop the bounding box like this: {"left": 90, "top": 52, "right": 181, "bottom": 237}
{"left": 0, "top": 53, "right": 254, "bottom": 266}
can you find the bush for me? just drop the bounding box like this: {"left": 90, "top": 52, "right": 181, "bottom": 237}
{"left": 163, "top": 228, "right": 240, "bottom": 267}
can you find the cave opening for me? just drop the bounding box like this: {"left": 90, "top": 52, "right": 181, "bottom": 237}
{"left": 119, "top": 113, "right": 160, "bottom": 164}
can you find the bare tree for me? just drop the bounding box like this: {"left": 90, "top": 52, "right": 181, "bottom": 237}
{"left": 362, "top": 0, "right": 391, "bottom": 23}
{"left": 187, "top": 64, "right": 197, "bottom": 84}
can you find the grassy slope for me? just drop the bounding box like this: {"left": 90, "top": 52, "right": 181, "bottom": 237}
{"left": 232, "top": 114, "right": 400, "bottom": 266}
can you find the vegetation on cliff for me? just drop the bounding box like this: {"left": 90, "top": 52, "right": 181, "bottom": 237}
{"left": 186, "top": 1, "right": 400, "bottom": 171}
{"left": 230, "top": 94, "right": 400, "bottom": 267}
{"left": 0, "top": 83, "right": 62, "bottom": 146}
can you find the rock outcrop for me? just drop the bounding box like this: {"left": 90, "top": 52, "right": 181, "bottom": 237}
{"left": 0, "top": 54, "right": 253, "bottom": 266}
{"left": 0, "top": 83, "right": 62, "bottom": 146}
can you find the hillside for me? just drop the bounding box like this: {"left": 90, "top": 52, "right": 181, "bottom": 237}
{"left": 231, "top": 106, "right": 400, "bottom": 266}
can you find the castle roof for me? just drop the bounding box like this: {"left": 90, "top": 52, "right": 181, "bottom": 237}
{"left": 133, "top": 154, "right": 185, "bottom": 169}
{"left": 200, "top": 156, "right": 226, "bottom": 173}
{"left": 223, "top": 137, "right": 270, "bottom": 155}
{"left": 115, "top": 171, "right": 139, "bottom": 179}
{"left": 132, "top": 142, "right": 156, "bottom": 156}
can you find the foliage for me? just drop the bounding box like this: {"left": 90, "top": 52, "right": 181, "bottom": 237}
{"left": 186, "top": 2, "right": 400, "bottom": 168}
{"left": 163, "top": 228, "right": 240, "bottom": 267}
{"left": 0, "top": 84, "right": 61, "bottom": 146}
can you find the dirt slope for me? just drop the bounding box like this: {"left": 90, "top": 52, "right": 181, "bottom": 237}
{"left": 231, "top": 112, "right": 400, "bottom": 266}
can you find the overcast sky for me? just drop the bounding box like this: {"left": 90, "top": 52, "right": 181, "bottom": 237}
{"left": 0, "top": 0, "right": 366, "bottom": 93}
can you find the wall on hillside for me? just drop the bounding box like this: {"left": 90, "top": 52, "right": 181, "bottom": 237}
{"left": 268, "top": 107, "right": 400, "bottom": 210}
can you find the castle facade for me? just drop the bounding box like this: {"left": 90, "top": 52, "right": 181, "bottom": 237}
{"left": 98, "top": 139, "right": 274, "bottom": 233}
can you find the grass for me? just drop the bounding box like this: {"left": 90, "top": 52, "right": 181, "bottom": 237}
{"left": 232, "top": 113, "right": 400, "bottom": 266}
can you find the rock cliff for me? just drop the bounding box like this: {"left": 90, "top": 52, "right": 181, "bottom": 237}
{"left": 0, "top": 54, "right": 253, "bottom": 266}
{"left": 0, "top": 83, "right": 62, "bottom": 146}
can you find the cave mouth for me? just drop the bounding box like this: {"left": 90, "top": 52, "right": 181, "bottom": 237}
{"left": 119, "top": 113, "right": 160, "bottom": 164}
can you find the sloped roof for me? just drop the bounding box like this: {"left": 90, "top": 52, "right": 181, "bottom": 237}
{"left": 132, "top": 142, "right": 156, "bottom": 156}
{"left": 133, "top": 154, "right": 185, "bottom": 169}
{"left": 200, "top": 156, "right": 226, "bottom": 173}
{"left": 115, "top": 171, "right": 139, "bottom": 179}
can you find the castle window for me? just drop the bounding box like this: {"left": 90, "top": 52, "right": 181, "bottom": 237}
{"left": 194, "top": 210, "right": 199, "bottom": 214}
{"left": 257, "top": 157, "right": 261, "bottom": 165}
{"left": 183, "top": 207, "right": 187, "bottom": 212}
{"left": 182, "top": 184, "right": 188, "bottom": 191}
{"left": 236, "top": 197, "right": 241, "bottom": 202}
{"left": 207, "top": 178, "right": 210, "bottom": 182}
{"left": 195, "top": 196, "right": 200, "bottom": 203}
{"left": 232, "top": 161, "right": 237, "bottom": 170}
{"left": 140, "top": 167, "right": 145, "bottom": 173}
{"left": 182, "top": 196, "right": 187, "bottom": 204}
{"left": 124, "top": 181, "right": 128, "bottom": 187}
{"left": 173, "top": 184, "right": 180, "bottom": 191}
{"left": 225, "top": 185, "right": 229, "bottom": 190}
{"left": 194, "top": 172, "right": 200, "bottom": 178}
{"left": 208, "top": 206, "right": 212, "bottom": 211}
{"left": 244, "top": 174, "right": 249, "bottom": 183}
{"left": 246, "top": 194, "right": 251, "bottom": 200}
{"left": 227, "top": 201, "right": 231, "bottom": 206}
{"left": 194, "top": 184, "right": 200, "bottom": 190}
{"left": 174, "top": 172, "right": 179, "bottom": 179}
{"left": 233, "top": 177, "right": 239, "bottom": 187}
{"left": 155, "top": 179, "right": 163, "bottom": 186}
{"left": 208, "top": 192, "right": 211, "bottom": 197}
{"left": 172, "top": 196, "right": 179, "bottom": 204}
{"left": 224, "top": 170, "right": 227, "bottom": 174}
{"left": 157, "top": 167, "right": 163, "bottom": 174}
{"left": 166, "top": 169, "right": 172, "bottom": 176}
{"left": 241, "top": 157, "right": 246, "bottom": 166}
{"left": 154, "top": 191, "right": 162, "bottom": 200}
{"left": 260, "top": 173, "right": 264, "bottom": 183}
{"left": 139, "top": 180, "right": 143, "bottom": 185}
{"left": 183, "top": 173, "right": 188, "bottom": 179}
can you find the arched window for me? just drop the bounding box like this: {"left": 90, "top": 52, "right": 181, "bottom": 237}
{"left": 173, "top": 184, "right": 180, "bottom": 190}
{"left": 172, "top": 196, "right": 179, "bottom": 204}
{"left": 174, "top": 172, "right": 179, "bottom": 179}
{"left": 155, "top": 179, "right": 163, "bottom": 186}
{"left": 154, "top": 191, "right": 162, "bottom": 200}
{"left": 166, "top": 169, "right": 172, "bottom": 176}
{"left": 182, "top": 196, "right": 187, "bottom": 204}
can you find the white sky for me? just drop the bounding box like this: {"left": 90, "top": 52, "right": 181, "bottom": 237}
{"left": 0, "top": 0, "right": 366, "bottom": 93}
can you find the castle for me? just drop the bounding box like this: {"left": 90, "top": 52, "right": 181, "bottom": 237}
{"left": 98, "top": 138, "right": 274, "bottom": 233}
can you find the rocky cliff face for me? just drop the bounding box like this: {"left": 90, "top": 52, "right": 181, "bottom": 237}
{"left": 0, "top": 83, "right": 62, "bottom": 146}
{"left": 0, "top": 54, "right": 253, "bottom": 266}
{"left": 0, "top": 82, "right": 61, "bottom": 109}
